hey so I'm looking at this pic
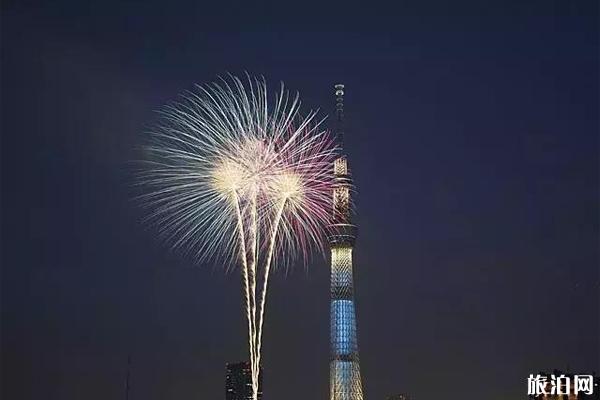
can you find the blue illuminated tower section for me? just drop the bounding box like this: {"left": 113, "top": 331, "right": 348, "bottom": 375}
{"left": 329, "top": 84, "right": 364, "bottom": 400}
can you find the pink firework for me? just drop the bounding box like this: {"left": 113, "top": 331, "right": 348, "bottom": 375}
{"left": 139, "top": 75, "right": 337, "bottom": 400}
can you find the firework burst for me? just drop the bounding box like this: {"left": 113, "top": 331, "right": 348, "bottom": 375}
{"left": 138, "top": 75, "right": 336, "bottom": 399}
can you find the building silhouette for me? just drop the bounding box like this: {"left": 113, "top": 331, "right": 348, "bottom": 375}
{"left": 225, "top": 362, "right": 262, "bottom": 400}
{"left": 386, "top": 395, "right": 410, "bottom": 400}
{"left": 329, "top": 84, "right": 365, "bottom": 400}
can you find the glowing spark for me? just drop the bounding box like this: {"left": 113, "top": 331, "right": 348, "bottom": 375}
{"left": 138, "top": 75, "right": 336, "bottom": 400}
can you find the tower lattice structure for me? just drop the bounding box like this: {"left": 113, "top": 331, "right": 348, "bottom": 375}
{"left": 329, "top": 84, "right": 364, "bottom": 400}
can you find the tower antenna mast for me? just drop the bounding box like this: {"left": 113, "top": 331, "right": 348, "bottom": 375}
{"left": 329, "top": 83, "right": 365, "bottom": 400}
{"left": 125, "top": 355, "right": 131, "bottom": 400}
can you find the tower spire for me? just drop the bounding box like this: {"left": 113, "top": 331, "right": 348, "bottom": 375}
{"left": 334, "top": 84, "right": 345, "bottom": 148}
{"left": 329, "top": 83, "right": 364, "bottom": 400}
{"left": 125, "top": 355, "right": 131, "bottom": 400}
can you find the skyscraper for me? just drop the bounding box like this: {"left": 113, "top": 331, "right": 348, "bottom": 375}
{"left": 329, "top": 84, "right": 365, "bottom": 400}
{"left": 225, "top": 362, "right": 262, "bottom": 400}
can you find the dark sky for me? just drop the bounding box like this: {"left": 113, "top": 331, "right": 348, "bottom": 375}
{"left": 2, "top": 1, "right": 598, "bottom": 399}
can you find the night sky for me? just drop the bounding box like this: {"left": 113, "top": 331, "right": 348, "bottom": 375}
{"left": 2, "top": 1, "right": 598, "bottom": 399}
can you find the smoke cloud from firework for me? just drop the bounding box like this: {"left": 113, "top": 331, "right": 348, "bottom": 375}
{"left": 138, "top": 76, "right": 336, "bottom": 399}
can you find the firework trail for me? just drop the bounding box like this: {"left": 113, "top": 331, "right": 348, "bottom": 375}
{"left": 138, "top": 75, "right": 335, "bottom": 399}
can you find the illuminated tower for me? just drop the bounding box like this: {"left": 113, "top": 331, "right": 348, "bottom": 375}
{"left": 329, "top": 84, "right": 364, "bottom": 400}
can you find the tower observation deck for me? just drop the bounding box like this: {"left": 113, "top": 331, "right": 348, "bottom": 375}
{"left": 329, "top": 84, "right": 364, "bottom": 400}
